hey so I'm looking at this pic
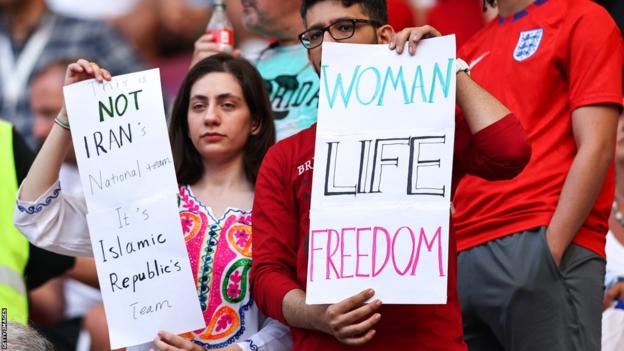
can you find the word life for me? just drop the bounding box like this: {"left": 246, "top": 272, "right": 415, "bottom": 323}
{"left": 324, "top": 135, "right": 447, "bottom": 196}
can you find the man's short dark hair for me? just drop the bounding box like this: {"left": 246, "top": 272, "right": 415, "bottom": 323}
{"left": 300, "top": 0, "right": 388, "bottom": 26}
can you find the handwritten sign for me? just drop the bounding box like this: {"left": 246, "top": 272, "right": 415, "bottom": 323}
{"left": 307, "top": 37, "right": 457, "bottom": 304}
{"left": 64, "top": 69, "right": 204, "bottom": 348}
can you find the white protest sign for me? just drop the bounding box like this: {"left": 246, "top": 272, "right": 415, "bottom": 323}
{"left": 64, "top": 69, "right": 178, "bottom": 212}
{"left": 64, "top": 69, "right": 204, "bottom": 349}
{"left": 307, "top": 36, "right": 457, "bottom": 304}
{"left": 87, "top": 194, "right": 205, "bottom": 349}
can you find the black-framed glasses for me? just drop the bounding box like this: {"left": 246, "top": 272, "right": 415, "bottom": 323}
{"left": 298, "top": 18, "right": 381, "bottom": 49}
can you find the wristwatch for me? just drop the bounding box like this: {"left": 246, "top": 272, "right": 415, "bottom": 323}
{"left": 456, "top": 58, "right": 470, "bottom": 76}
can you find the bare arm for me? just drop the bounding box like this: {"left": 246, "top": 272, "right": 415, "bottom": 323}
{"left": 547, "top": 104, "right": 619, "bottom": 265}
{"left": 456, "top": 72, "right": 510, "bottom": 134}
{"left": 66, "top": 257, "right": 100, "bottom": 288}
{"left": 19, "top": 59, "right": 112, "bottom": 202}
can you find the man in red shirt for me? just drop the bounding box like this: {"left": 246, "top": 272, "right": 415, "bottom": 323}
{"left": 251, "top": 0, "right": 531, "bottom": 349}
{"left": 453, "top": 0, "right": 623, "bottom": 350}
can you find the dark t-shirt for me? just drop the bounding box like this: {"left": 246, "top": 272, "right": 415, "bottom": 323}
{"left": 11, "top": 128, "right": 75, "bottom": 290}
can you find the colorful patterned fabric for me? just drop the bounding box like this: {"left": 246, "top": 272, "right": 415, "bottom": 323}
{"left": 178, "top": 185, "right": 254, "bottom": 348}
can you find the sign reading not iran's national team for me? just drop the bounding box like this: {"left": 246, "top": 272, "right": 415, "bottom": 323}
{"left": 64, "top": 69, "right": 204, "bottom": 349}
{"left": 307, "top": 36, "right": 457, "bottom": 304}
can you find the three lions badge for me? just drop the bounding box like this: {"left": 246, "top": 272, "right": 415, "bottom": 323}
{"left": 513, "top": 28, "right": 544, "bottom": 61}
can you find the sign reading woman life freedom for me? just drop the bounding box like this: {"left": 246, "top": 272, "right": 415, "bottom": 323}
{"left": 307, "top": 36, "right": 457, "bottom": 304}
{"left": 63, "top": 69, "right": 204, "bottom": 349}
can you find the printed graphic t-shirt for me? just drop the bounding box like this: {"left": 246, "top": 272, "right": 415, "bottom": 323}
{"left": 256, "top": 44, "right": 319, "bottom": 141}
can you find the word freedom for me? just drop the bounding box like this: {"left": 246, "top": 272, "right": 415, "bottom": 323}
{"left": 308, "top": 225, "right": 445, "bottom": 281}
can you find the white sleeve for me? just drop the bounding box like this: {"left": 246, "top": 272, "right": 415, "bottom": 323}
{"left": 236, "top": 316, "right": 292, "bottom": 351}
{"left": 14, "top": 180, "right": 93, "bottom": 257}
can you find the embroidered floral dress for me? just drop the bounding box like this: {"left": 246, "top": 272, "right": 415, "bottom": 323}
{"left": 178, "top": 185, "right": 264, "bottom": 349}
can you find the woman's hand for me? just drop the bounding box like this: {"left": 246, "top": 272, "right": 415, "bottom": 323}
{"left": 150, "top": 331, "right": 203, "bottom": 351}
{"left": 64, "top": 58, "right": 112, "bottom": 86}
{"left": 60, "top": 59, "right": 112, "bottom": 119}
{"left": 150, "top": 330, "right": 243, "bottom": 351}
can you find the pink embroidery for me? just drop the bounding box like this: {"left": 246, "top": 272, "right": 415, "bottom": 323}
{"left": 216, "top": 314, "right": 233, "bottom": 332}
{"left": 234, "top": 230, "right": 249, "bottom": 247}
{"left": 181, "top": 216, "right": 193, "bottom": 233}
{"left": 179, "top": 186, "right": 200, "bottom": 212}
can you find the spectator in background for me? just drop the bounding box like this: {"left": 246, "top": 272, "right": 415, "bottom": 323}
{"left": 387, "top": 0, "right": 416, "bottom": 31}
{"left": 191, "top": 0, "right": 416, "bottom": 141}
{"left": 6, "top": 321, "right": 54, "bottom": 351}
{"left": 0, "top": 119, "right": 75, "bottom": 326}
{"left": 192, "top": 0, "right": 319, "bottom": 140}
{"left": 409, "top": 0, "right": 487, "bottom": 48}
{"left": 453, "top": 0, "right": 623, "bottom": 350}
{"left": 0, "top": 0, "right": 144, "bottom": 147}
{"left": 602, "top": 112, "right": 624, "bottom": 351}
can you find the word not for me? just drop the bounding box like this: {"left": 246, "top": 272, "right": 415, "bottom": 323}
{"left": 322, "top": 59, "right": 454, "bottom": 109}
{"left": 99, "top": 233, "right": 166, "bottom": 263}
{"left": 130, "top": 299, "right": 172, "bottom": 320}
{"left": 83, "top": 123, "right": 133, "bottom": 159}
{"left": 308, "top": 225, "right": 445, "bottom": 282}
{"left": 109, "top": 259, "right": 182, "bottom": 293}
{"left": 324, "top": 136, "right": 446, "bottom": 196}
{"left": 88, "top": 160, "right": 142, "bottom": 195}
{"left": 98, "top": 90, "right": 143, "bottom": 122}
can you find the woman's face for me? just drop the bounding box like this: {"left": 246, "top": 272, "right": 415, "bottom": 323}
{"left": 187, "top": 72, "right": 256, "bottom": 164}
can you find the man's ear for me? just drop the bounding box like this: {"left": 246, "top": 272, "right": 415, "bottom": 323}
{"left": 377, "top": 24, "right": 395, "bottom": 44}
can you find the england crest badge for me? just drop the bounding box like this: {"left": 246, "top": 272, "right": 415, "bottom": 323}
{"left": 513, "top": 28, "right": 544, "bottom": 61}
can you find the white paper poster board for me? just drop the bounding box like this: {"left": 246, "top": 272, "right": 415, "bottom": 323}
{"left": 64, "top": 69, "right": 204, "bottom": 349}
{"left": 307, "top": 36, "right": 457, "bottom": 304}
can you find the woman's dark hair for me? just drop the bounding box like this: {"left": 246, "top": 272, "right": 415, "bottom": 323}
{"left": 300, "top": 0, "right": 388, "bottom": 25}
{"left": 169, "top": 54, "right": 276, "bottom": 186}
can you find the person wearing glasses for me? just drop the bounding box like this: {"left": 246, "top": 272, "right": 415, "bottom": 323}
{"left": 250, "top": 0, "right": 532, "bottom": 350}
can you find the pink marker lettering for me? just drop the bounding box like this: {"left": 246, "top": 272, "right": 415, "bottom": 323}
{"left": 355, "top": 227, "right": 371, "bottom": 277}
{"left": 372, "top": 226, "right": 391, "bottom": 277}
{"left": 411, "top": 226, "right": 445, "bottom": 277}
{"left": 326, "top": 229, "right": 340, "bottom": 280}
{"left": 391, "top": 226, "right": 416, "bottom": 276}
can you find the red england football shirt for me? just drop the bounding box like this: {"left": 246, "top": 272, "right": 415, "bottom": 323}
{"left": 453, "top": 0, "right": 624, "bottom": 256}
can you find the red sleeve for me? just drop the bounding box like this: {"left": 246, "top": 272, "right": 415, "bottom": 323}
{"left": 568, "top": 6, "right": 623, "bottom": 111}
{"left": 457, "top": 113, "right": 532, "bottom": 180}
{"left": 251, "top": 144, "right": 302, "bottom": 325}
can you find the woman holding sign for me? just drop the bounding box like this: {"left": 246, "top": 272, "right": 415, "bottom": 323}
{"left": 15, "top": 56, "right": 292, "bottom": 351}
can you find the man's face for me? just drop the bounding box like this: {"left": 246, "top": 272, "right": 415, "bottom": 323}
{"left": 241, "top": 0, "right": 301, "bottom": 37}
{"left": 304, "top": 1, "right": 382, "bottom": 74}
